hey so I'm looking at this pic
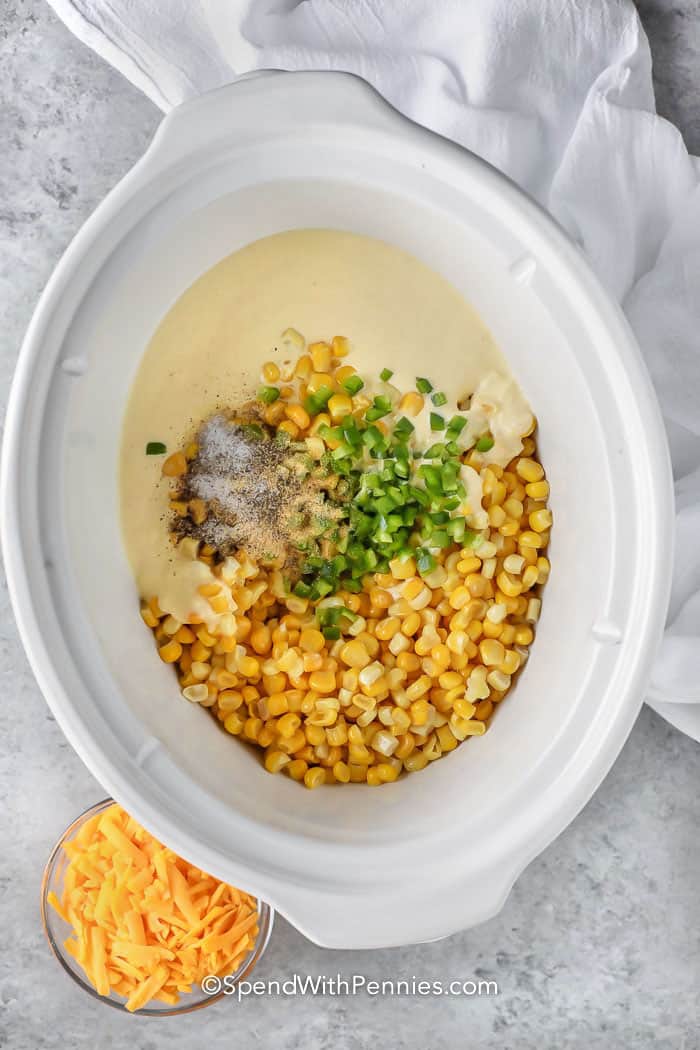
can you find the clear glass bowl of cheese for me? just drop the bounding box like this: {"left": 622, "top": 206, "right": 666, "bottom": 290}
{"left": 40, "top": 798, "right": 274, "bottom": 1015}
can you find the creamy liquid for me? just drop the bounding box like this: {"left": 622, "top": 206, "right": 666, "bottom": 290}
{"left": 120, "top": 229, "right": 531, "bottom": 619}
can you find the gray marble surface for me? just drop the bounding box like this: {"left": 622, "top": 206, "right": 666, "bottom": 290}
{"left": 1, "top": 2, "right": 699, "bottom": 1047}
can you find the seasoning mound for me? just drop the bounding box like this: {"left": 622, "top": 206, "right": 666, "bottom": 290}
{"left": 173, "top": 414, "right": 341, "bottom": 568}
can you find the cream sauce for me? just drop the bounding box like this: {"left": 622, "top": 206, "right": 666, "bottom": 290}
{"left": 120, "top": 229, "right": 531, "bottom": 618}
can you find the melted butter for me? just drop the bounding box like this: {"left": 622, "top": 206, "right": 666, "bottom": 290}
{"left": 120, "top": 229, "right": 530, "bottom": 617}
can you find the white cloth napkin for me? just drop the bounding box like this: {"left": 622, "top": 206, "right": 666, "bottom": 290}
{"left": 46, "top": 0, "right": 700, "bottom": 711}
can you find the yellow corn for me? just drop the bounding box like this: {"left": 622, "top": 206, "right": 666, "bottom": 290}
{"left": 340, "top": 639, "right": 371, "bottom": 669}
{"left": 162, "top": 452, "right": 187, "bottom": 477}
{"left": 522, "top": 565, "right": 539, "bottom": 590}
{"left": 479, "top": 639, "right": 505, "bottom": 666}
{"left": 327, "top": 393, "right": 353, "bottom": 422}
{"left": 307, "top": 372, "right": 335, "bottom": 395}
{"left": 285, "top": 404, "right": 311, "bottom": 430}
{"left": 390, "top": 556, "right": 416, "bottom": 580}
{"left": 158, "top": 640, "right": 182, "bottom": 664}
{"left": 145, "top": 347, "right": 552, "bottom": 786}
{"left": 277, "top": 419, "right": 299, "bottom": 440}
{"left": 398, "top": 392, "right": 424, "bottom": 416}
{"left": 529, "top": 508, "right": 553, "bottom": 533}
{"left": 264, "top": 749, "right": 290, "bottom": 774}
{"left": 303, "top": 767, "right": 326, "bottom": 789}
{"left": 516, "top": 458, "right": 544, "bottom": 482}
{"left": 435, "top": 724, "right": 459, "bottom": 752}
{"left": 333, "top": 760, "right": 351, "bottom": 783}
{"left": 309, "top": 341, "right": 332, "bottom": 372}
{"left": 277, "top": 713, "right": 302, "bottom": 738}
{"left": 448, "top": 586, "right": 471, "bottom": 610}
{"left": 375, "top": 617, "right": 400, "bottom": 641}
{"left": 308, "top": 670, "right": 335, "bottom": 693}
{"left": 182, "top": 684, "right": 209, "bottom": 704}
{"left": 298, "top": 628, "right": 323, "bottom": 654}
{"left": 519, "top": 530, "right": 545, "bottom": 549}
{"left": 293, "top": 353, "right": 312, "bottom": 380}
{"left": 409, "top": 698, "right": 431, "bottom": 725}
{"left": 514, "top": 625, "right": 534, "bottom": 646}
{"left": 287, "top": 759, "right": 308, "bottom": 781}
{"left": 404, "top": 751, "right": 429, "bottom": 772}
{"left": 331, "top": 335, "right": 350, "bottom": 357}
{"left": 496, "top": 571, "right": 522, "bottom": 598}
{"left": 223, "top": 712, "right": 245, "bottom": 735}
{"left": 526, "top": 480, "right": 549, "bottom": 499}
{"left": 262, "top": 361, "right": 280, "bottom": 383}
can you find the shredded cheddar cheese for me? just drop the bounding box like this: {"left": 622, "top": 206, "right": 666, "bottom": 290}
{"left": 48, "top": 803, "right": 259, "bottom": 1011}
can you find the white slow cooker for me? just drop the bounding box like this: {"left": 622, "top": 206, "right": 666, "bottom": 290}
{"left": 1, "top": 71, "right": 673, "bottom": 948}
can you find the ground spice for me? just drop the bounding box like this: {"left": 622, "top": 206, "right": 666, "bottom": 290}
{"left": 172, "top": 413, "right": 343, "bottom": 570}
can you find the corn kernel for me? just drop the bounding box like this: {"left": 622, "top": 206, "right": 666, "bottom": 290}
{"left": 516, "top": 457, "right": 544, "bottom": 482}
{"left": 503, "top": 498, "right": 524, "bottom": 520}
{"left": 453, "top": 697, "right": 477, "bottom": 719}
{"left": 332, "top": 761, "right": 350, "bottom": 783}
{"left": 303, "top": 767, "right": 326, "bottom": 789}
{"left": 388, "top": 632, "right": 410, "bottom": 656}
{"left": 496, "top": 571, "right": 522, "bottom": 598}
{"left": 162, "top": 452, "right": 187, "bottom": 477}
{"left": 287, "top": 759, "right": 308, "bottom": 781}
{"left": 403, "top": 751, "right": 429, "bottom": 772}
{"left": 340, "top": 639, "right": 371, "bottom": 669}
{"left": 331, "top": 335, "right": 350, "bottom": 358}
{"left": 307, "top": 372, "right": 335, "bottom": 395}
{"left": 406, "top": 677, "right": 432, "bottom": 703}
{"left": 264, "top": 749, "right": 290, "bottom": 774}
{"left": 309, "top": 341, "right": 332, "bottom": 372}
{"left": 243, "top": 717, "right": 263, "bottom": 741}
{"left": 285, "top": 403, "right": 311, "bottom": 430}
{"left": 409, "top": 698, "right": 431, "bottom": 726}
{"left": 277, "top": 712, "right": 302, "bottom": 738}
{"left": 277, "top": 419, "right": 299, "bottom": 440}
{"left": 306, "top": 670, "right": 334, "bottom": 694}
{"left": 504, "top": 554, "right": 525, "bottom": 575}
{"left": 436, "top": 725, "right": 459, "bottom": 752}
{"left": 264, "top": 401, "right": 286, "bottom": 425}
{"left": 389, "top": 556, "right": 416, "bottom": 580}
{"left": 259, "top": 693, "right": 289, "bottom": 718}
{"left": 525, "top": 480, "right": 549, "bottom": 499}
{"left": 182, "top": 684, "right": 209, "bottom": 703}
{"left": 522, "top": 565, "right": 540, "bottom": 590}
{"left": 327, "top": 393, "right": 353, "bottom": 422}
{"left": 262, "top": 361, "right": 280, "bottom": 383}
{"left": 299, "top": 628, "right": 325, "bottom": 654}
{"left": 479, "top": 639, "right": 505, "bottom": 666}
{"left": 514, "top": 625, "right": 534, "bottom": 647}
{"left": 448, "top": 585, "right": 471, "bottom": 610}
{"left": 249, "top": 625, "right": 272, "bottom": 655}
{"left": 238, "top": 655, "right": 260, "bottom": 678}
{"left": 375, "top": 617, "right": 401, "bottom": 641}
{"left": 223, "top": 712, "right": 245, "bottom": 735}
{"left": 397, "top": 652, "right": 421, "bottom": 673}
{"left": 158, "top": 640, "right": 182, "bottom": 664}
{"left": 529, "top": 508, "right": 553, "bottom": 533}
{"left": 398, "top": 392, "right": 424, "bottom": 417}
{"left": 519, "top": 530, "right": 544, "bottom": 549}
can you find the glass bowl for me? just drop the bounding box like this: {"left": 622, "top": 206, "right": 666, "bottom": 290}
{"left": 40, "top": 798, "right": 274, "bottom": 1015}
